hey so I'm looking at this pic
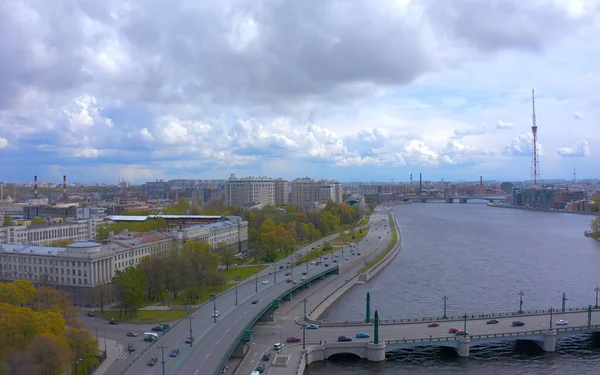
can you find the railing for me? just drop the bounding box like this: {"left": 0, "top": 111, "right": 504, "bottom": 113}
{"left": 308, "top": 273, "right": 359, "bottom": 319}
{"left": 294, "top": 349, "right": 306, "bottom": 375}
{"left": 383, "top": 324, "right": 600, "bottom": 345}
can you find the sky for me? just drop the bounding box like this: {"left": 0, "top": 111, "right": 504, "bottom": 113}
{"left": 0, "top": 0, "right": 599, "bottom": 184}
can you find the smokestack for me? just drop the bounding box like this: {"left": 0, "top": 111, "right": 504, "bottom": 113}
{"left": 409, "top": 173, "right": 412, "bottom": 185}
{"left": 34, "top": 175, "right": 38, "bottom": 199}
{"left": 63, "top": 175, "right": 67, "bottom": 201}
{"left": 419, "top": 173, "right": 423, "bottom": 195}
{"left": 480, "top": 176, "right": 483, "bottom": 187}
{"left": 0, "top": 183, "right": 3, "bottom": 201}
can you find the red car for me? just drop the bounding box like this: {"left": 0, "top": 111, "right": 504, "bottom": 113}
{"left": 286, "top": 337, "right": 301, "bottom": 343}
{"left": 428, "top": 322, "right": 440, "bottom": 327}
{"left": 448, "top": 328, "right": 460, "bottom": 334}
{"left": 87, "top": 311, "right": 96, "bottom": 317}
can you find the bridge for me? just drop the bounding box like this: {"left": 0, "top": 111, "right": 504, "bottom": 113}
{"left": 299, "top": 307, "right": 600, "bottom": 363}
{"left": 415, "top": 196, "right": 509, "bottom": 204}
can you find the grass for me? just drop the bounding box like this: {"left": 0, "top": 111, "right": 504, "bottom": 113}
{"left": 221, "top": 265, "right": 265, "bottom": 280}
{"left": 165, "top": 285, "right": 228, "bottom": 306}
{"left": 359, "top": 215, "right": 398, "bottom": 273}
{"left": 337, "top": 227, "right": 367, "bottom": 244}
{"left": 100, "top": 309, "right": 188, "bottom": 324}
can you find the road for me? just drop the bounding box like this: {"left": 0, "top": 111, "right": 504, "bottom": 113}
{"left": 121, "top": 210, "right": 392, "bottom": 375}
{"left": 234, "top": 207, "right": 395, "bottom": 375}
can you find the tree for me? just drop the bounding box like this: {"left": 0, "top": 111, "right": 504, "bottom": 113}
{"left": 216, "top": 242, "right": 236, "bottom": 270}
{"left": 112, "top": 268, "right": 145, "bottom": 318}
{"left": 28, "top": 333, "right": 70, "bottom": 375}
{"left": 2, "top": 215, "right": 13, "bottom": 227}
{"left": 45, "top": 239, "right": 74, "bottom": 247}
{"left": 591, "top": 217, "right": 600, "bottom": 234}
{"left": 91, "top": 281, "right": 111, "bottom": 313}
{"left": 30, "top": 217, "right": 47, "bottom": 225}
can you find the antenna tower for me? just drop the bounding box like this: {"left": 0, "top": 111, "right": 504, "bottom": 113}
{"left": 531, "top": 89, "right": 540, "bottom": 185}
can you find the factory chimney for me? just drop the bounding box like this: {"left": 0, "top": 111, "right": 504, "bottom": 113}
{"left": 419, "top": 173, "right": 423, "bottom": 195}
{"left": 409, "top": 173, "right": 413, "bottom": 185}
{"left": 63, "top": 175, "right": 68, "bottom": 201}
{"left": 480, "top": 176, "right": 483, "bottom": 187}
{"left": 34, "top": 175, "right": 38, "bottom": 199}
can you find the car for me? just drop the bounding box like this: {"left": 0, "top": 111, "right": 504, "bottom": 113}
{"left": 306, "top": 324, "right": 319, "bottom": 330}
{"left": 302, "top": 271, "right": 308, "bottom": 275}
{"left": 356, "top": 332, "right": 370, "bottom": 338}
{"left": 487, "top": 319, "right": 499, "bottom": 325}
{"left": 324, "top": 263, "right": 329, "bottom": 267}
{"left": 556, "top": 319, "right": 568, "bottom": 326}
{"left": 286, "top": 260, "right": 291, "bottom": 264}
{"left": 273, "top": 343, "right": 284, "bottom": 350}
{"left": 427, "top": 322, "right": 440, "bottom": 327}
{"left": 147, "top": 357, "right": 158, "bottom": 366}
{"left": 151, "top": 326, "right": 165, "bottom": 332}
{"left": 448, "top": 328, "right": 460, "bottom": 333}
{"left": 169, "top": 348, "right": 180, "bottom": 357}
{"left": 284, "top": 272, "right": 290, "bottom": 276}
{"left": 286, "top": 278, "right": 292, "bottom": 283}
{"left": 512, "top": 320, "right": 526, "bottom": 327}
{"left": 251, "top": 371, "right": 260, "bottom": 375}
{"left": 456, "top": 330, "right": 469, "bottom": 336}
{"left": 262, "top": 353, "right": 271, "bottom": 361}
{"left": 87, "top": 311, "right": 96, "bottom": 317}
{"left": 287, "top": 337, "right": 301, "bottom": 343}
{"left": 108, "top": 318, "right": 118, "bottom": 325}
{"left": 301, "top": 276, "right": 306, "bottom": 280}
{"left": 126, "top": 331, "right": 138, "bottom": 337}
{"left": 292, "top": 280, "right": 298, "bottom": 284}
{"left": 255, "top": 363, "right": 266, "bottom": 373}
{"left": 262, "top": 280, "right": 268, "bottom": 284}
{"left": 128, "top": 343, "right": 135, "bottom": 352}
{"left": 212, "top": 310, "right": 220, "bottom": 318}
{"left": 252, "top": 299, "right": 259, "bottom": 304}
{"left": 337, "top": 336, "right": 353, "bottom": 342}
{"left": 185, "top": 336, "right": 194, "bottom": 343}
{"left": 279, "top": 265, "right": 285, "bottom": 269}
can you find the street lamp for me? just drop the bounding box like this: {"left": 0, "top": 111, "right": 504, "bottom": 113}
{"left": 158, "top": 346, "right": 168, "bottom": 375}
{"left": 273, "top": 264, "right": 276, "bottom": 283}
{"left": 463, "top": 314, "right": 468, "bottom": 336}
{"left": 235, "top": 276, "right": 242, "bottom": 305}
{"left": 518, "top": 290, "right": 525, "bottom": 314}
{"left": 211, "top": 294, "right": 217, "bottom": 323}
{"left": 442, "top": 296, "right": 448, "bottom": 319}
{"left": 188, "top": 316, "right": 195, "bottom": 347}
{"left": 255, "top": 273, "right": 258, "bottom": 293}
{"left": 595, "top": 287, "right": 599, "bottom": 309}
{"left": 302, "top": 299, "right": 307, "bottom": 349}
{"left": 549, "top": 307, "right": 553, "bottom": 330}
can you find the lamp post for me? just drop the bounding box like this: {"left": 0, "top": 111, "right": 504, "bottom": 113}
{"left": 103, "top": 331, "right": 107, "bottom": 357}
{"left": 158, "top": 345, "right": 168, "bottom": 375}
{"left": 302, "top": 299, "right": 307, "bottom": 349}
{"left": 463, "top": 314, "right": 468, "bottom": 336}
{"left": 255, "top": 273, "right": 258, "bottom": 293}
{"left": 211, "top": 294, "right": 217, "bottom": 323}
{"left": 595, "top": 287, "right": 599, "bottom": 309}
{"left": 442, "top": 296, "right": 448, "bottom": 319}
{"left": 273, "top": 264, "right": 276, "bottom": 283}
{"left": 549, "top": 307, "right": 553, "bottom": 330}
{"left": 518, "top": 290, "right": 524, "bottom": 314}
{"left": 235, "top": 277, "right": 240, "bottom": 306}
{"left": 188, "top": 315, "right": 195, "bottom": 347}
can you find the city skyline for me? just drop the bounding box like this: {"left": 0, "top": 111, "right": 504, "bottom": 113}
{"left": 0, "top": 0, "right": 598, "bottom": 184}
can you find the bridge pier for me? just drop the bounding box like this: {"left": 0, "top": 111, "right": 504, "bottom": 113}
{"left": 366, "top": 342, "right": 386, "bottom": 362}
{"left": 535, "top": 330, "right": 557, "bottom": 352}
{"left": 231, "top": 341, "right": 250, "bottom": 358}
{"left": 459, "top": 198, "right": 467, "bottom": 203}
{"left": 456, "top": 337, "right": 470, "bottom": 357}
{"left": 258, "top": 305, "right": 278, "bottom": 322}
{"left": 445, "top": 198, "right": 454, "bottom": 203}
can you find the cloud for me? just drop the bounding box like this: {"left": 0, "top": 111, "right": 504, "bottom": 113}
{"left": 0, "top": 137, "right": 7, "bottom": 149}
{"left": 573, "top": 112, "right": 584, "bottom": 119}
{"left": 504, "top": 133, "right": 542, "bottom": 156}
{"left": 557, "top": 140, "right": 590, "bottom": 157}
{"left": 496, "top": 120, "right": 514, "bottom": 129}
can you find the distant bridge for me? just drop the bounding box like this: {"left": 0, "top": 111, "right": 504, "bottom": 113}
{"left": 414, "top": 196, "right": 509, "bottom": 204}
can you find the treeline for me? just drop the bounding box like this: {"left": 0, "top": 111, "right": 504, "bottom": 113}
{"left": 590, "top": 217, "right": 600, "bottom": 238}
{"left": 0, "top": 281, "right": 98, "bottom": 375}
{"left": 242, "top": 201, "right": 362, "bottom": 262}
{"left": 111, "top": 241, "right": 229, "bottom": 317}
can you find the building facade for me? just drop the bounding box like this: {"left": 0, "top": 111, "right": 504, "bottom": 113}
{"left": 170, "top": 216, "right": 249, "bottom": 253}
{"left": 0, "top": 219, "right": 99, "bottom": 246}
{"left": 0, "top": 231, "right": 173, "bottom": 306}
{"left": 225, "top": 175, "right": 289, "bottom": 207}
{"left": 291, "top": 178, "right": 344, "bottom": 207}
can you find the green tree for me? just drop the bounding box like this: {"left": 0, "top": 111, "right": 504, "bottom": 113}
{"left": 216, "top": 242, "right": 236, "bottom": 270}
{"left": 112, "top": 268, "right": 145, "bottom": 318}
{"left": 30, "top": 217, "right": 47, "bottom": 225}
{"left": 591, "top": 216, "right": 600, "bottom": 234}
{"left": 2, "top": 215, "right": 13, "bottom": 227}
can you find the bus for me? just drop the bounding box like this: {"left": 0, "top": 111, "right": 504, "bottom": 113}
{"left": 143, "top": 332, "right": 159, "bottom": 342}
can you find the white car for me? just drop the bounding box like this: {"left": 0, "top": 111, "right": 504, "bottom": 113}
{"left": 262, "top": 280, "right": 268, "bottom": 285}
{"left": 556, "top": 319, "right": 568, "bottom": 326}
{"left": 212, "top": 310, "right": 220, "bottom": 318}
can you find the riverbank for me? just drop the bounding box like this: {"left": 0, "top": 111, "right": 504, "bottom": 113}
{"left": 487, "top": 202, "right": 599, "bottom": 216}
{"left": 584, "top": 231, "right": 600, "bottom": 243}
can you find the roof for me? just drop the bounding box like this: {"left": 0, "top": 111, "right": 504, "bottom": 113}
{"left": 107, "top": 214, "right": 223, "bottom": 222}
{"left": 153, "top": 215, "right": 222, "bottom": 219}
{"left": 68, "top": 241, "right": 101, "bottom": 248}
{"left": 106, "top": 215, "right": 149, "bottom": 222}
{"left": 0, "top": 243, "right": 64, "bottom": 256}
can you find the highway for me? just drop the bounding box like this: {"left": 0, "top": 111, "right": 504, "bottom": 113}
{"left": 121, "top": 210, "right": 392, "bottom": 375}
{"left": 235, "top": 208, "right": 396, "bottom": 375}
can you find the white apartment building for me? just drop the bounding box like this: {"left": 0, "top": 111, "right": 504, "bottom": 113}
{"left": 291, "top": 178, "right": 344, "bottom": 207}
{"left": 0, "top": 219, "right": 99, "bottom": 246}
{"left": 170, "top": 216, "right": 249, "bottom": 253}
{"left": 225, "top": 175, "right": 288, "bottom": 207}
{"left": 0, "top": 231, "right": 173, "bottom": 306}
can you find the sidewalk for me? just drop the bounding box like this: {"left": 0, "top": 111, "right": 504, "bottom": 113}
{"left": 92, "top": 338, "right": 121, "bottom": 375}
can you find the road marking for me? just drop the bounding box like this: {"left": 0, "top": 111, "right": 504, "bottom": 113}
{"left": 226, "top": 328, "right": 230, "bottom": 332}
{"left": 244, "top": 311, "right": 248, "bottom": 315}
{"left": 235, "top": 318, "right": 240, "bottom": 322}
{"left": 195, "top": 370, "right": 199, "bottom": 375}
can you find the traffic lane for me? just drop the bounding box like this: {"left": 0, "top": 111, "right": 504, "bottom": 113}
{"left": 300, "top": 310, "right": 598, "bottom": 342}
{"left": 236, "top": 338, "right": 272, "bottom": 375}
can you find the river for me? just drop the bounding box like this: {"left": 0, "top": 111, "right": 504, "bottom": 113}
{"left": 307, "top": 201, "right": 600, "bottom": 375}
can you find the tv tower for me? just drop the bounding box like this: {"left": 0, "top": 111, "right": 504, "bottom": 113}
{"left": 531, "top": 89, "right": 540, "bottom": 185}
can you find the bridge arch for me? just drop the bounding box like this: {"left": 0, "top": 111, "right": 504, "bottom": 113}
{"left": 328, "top": 352, "right": 361, "bottom": 361}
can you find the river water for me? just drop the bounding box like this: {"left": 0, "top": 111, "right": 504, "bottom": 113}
{"left": 307, "top": 202, "right": 600, "bottom": 375}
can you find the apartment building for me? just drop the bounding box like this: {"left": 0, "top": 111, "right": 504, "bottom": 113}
{"left": 0, "top": 231, "right": 173, "bottom": 306}
{"left": 170, "top": 216, "right": 249, "bottom": 253}
{"left": 0, "top": 219, "right": 99, "bottom": 246}
{"left": 225, "top": 175, "right": 288, "bottom": 207}
{"left": 290, "top": 178, "right": 344, "bottom": 207}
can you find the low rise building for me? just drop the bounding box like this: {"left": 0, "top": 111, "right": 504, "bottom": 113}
{"left": 170, "top": 216, "right": 249, "bottom": 253}
{"left": 0, "top": 219, "right": 99, "bottom": 246}
{"left": 0, "top": 231, "right": 173, "bottom": 306}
